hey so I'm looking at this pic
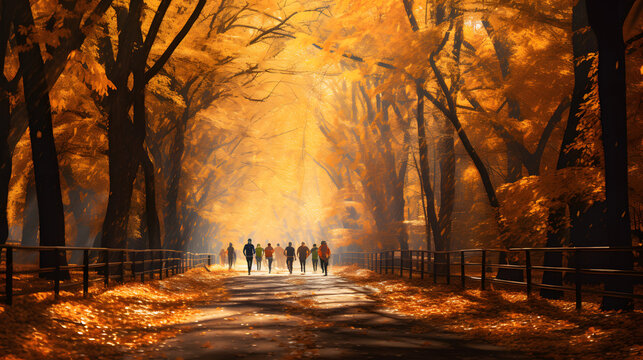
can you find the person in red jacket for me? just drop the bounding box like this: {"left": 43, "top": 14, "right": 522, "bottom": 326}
{"left": 318, "top": 241, "right": 331, "bottom": 276}
{"left": 264, "top": 243, "right": 275, "bottom": 274}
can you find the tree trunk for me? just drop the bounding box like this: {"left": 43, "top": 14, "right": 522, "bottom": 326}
{"left": 436, "top": 114, "right": 454, "bottom": 251}
{"left": 164, "top": 111, "right": 187, "bottom": 250}
{"left": 415, "top": 81, "right": 440, "bottom": 249}
{"left": 141, "top": 147, "right": 161, "bottom": 250}
{"left": 586, "top": 0, "right": 634, "bottom": 310}
{"left": 99, "top": 0, "right": 143, "bottom": 252}
{"left": 100, "top": 99, "right": 140, "bottom": 250}
{"left": 0, "top": 92, "right": 10, "bottom": 246}
{"left": 15, "top": 0, "right": 68, "bottom": 279}
{"left": 0, "top": 0, "right": 15, "bottom": 246}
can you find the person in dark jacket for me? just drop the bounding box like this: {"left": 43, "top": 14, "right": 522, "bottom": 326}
{"left": 297, "top": 242, "right": 310, "bottom": 273}
{"left": 227, "top": 243, "right": 236, "bottom": 270}
{"left": 284, "top": 242, "right": 296, "bottom": 274}
{"left": 242, "top": 239, "right": 255, "bottom": 275}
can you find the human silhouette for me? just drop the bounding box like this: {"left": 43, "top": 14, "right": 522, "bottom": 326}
{"left": 227, "top": 243, "right": 236, "bottom": 270}
{"left": 297, "top": 242, "right": 310, "bottom": 273}
{"left": 284, "top": 242, "right": 296, "bottom": 274}
{"left": 310, "top": 244, "right": 319, "bottom": 272}
{"left": 243, "top": 239, "right": 255, "bottom": 275}
{"left": 255, "top": 243, "right": 264, "bottom": 271}
{"left": 219, "top": 247, "right": 227, "bottom": 265}
{"left": 318, "top": 241, "right": 331, "bottom": 276}
{"left": 274, "top": 243, "right": 285, "bottom": 270}
{"left": 264, "top": 243, "right": 275, "bottom": 273}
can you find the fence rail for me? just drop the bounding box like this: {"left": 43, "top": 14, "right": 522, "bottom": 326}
{"left": 0, "top": 245, "right": 215, "bottom": 305}
{"left": 336, "top": 246, "right": 643, "bottom": 310}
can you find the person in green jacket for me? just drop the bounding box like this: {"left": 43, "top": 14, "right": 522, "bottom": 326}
{"left": 255, "top": 244, "right": 264, "bottom": 271}
{"left": 310, "top": 243, "right": 319, "bottom": 272}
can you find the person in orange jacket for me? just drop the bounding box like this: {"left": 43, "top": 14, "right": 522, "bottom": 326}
{"left": 264, "top": 243, "right": 275, "bottom": 274}
{"left": 218, "top": 247, "right": 227, "bottom": 265}
{"left": 318, "top": 241, "right": 331, "bottom": 276}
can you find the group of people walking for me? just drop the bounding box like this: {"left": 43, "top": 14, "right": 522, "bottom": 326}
{"left": 220, "top": 239, "right": 331, "bottom": 276}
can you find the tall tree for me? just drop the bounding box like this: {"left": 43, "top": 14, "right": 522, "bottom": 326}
{"left": 0, "top": 0, "right": 18, "bottom": 245}
{"left": 585, "top": 0, "right": 636, "bottom": 310}
{"left": 98, "top": 0, "right": 206, "bottom": 251}
{"left": 14, "top": 0, "right": 68, "bottom": 278}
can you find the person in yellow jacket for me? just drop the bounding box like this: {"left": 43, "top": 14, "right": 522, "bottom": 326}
{"left": 318, "top": 241, "right": 331, "bottom": 276}
{"left": 255, "top": 244, "right": 264, "bottom": 271}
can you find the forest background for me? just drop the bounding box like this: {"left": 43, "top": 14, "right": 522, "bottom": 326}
{"left": 0, "top": 0, "right": 641, "bottom": 309}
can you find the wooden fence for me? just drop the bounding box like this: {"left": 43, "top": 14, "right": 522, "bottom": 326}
{"left": 336, "top": 246, "right": 643, "bottom": 310}
{"left": 0, "top": 245, "right": 215, "bottom": 305}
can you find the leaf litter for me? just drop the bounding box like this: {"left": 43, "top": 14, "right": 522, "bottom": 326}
{"left": 335, "top": 266, "right": 643, "bottom": 360}
{"left": 0, "top": 267, "right": 230, "bottom": 360}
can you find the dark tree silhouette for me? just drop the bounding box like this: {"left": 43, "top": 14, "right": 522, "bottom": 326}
{"left": 585, "top": 0, "right": 635, "bottom": 310}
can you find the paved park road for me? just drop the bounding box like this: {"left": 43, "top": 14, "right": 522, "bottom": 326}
{"left": 144, "top": 271, "right": 522, "bottom": 359}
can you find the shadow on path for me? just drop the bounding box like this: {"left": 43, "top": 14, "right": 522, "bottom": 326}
{"left": 138, "top": 272, "right": 528, "bottom": 359}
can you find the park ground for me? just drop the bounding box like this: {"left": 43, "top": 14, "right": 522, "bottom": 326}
{"left": 0, "top": 264, "right": 641, "bottom": 360}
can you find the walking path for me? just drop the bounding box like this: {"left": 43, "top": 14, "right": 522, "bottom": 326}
{"left": 140, "top": 269, "right": 523, "bottom": 359}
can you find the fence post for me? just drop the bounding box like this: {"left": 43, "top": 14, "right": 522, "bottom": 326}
{"left": 461, "top": 251, "right": 466, "bottom": 289}
{"left": 5, "top": 247, "right": 13, "bottom": 305}
{"left": 420, "top": 251, "right": 424, "bottom": 280}
{"left": 399, "top": 251, "right": 403, "bottom": 277}
{"left": 446, "top": 252, "right": 451, "bottom": 285}
{"left": 120, "top": 251, "right": 125, "bottom": 283}
{"left": 159, "top": 252, "right": 164, "bottom": 280}
{"left": 481, "top": 250, "right": 486, "bottom": 290}
{"left": 104, "top": 250, "right": 110, "bottom": 287}
{"left": 208, "top": 254, "right": 211, "bottom": 267}
{"left": 409, "top": 250, "right": 413, "bottom": 279}
{"left": 165, "top": 252, "right": 169, "bottom": 278}
{"left": 432, "top": 252, "right": 437, "bottom": 283}
{"left": 384, "top": 252, "right": 388, "bottom": 274}
{"left": 525, "top": 250, "right": 532, "bottom": 298}
{"left": 150, "top": 251, "right": 155, "bottom": 280}
{"left": 141, "top": 252, "right": 146, "bottom": 283}
{"left": 83, "top": 249, "right": 89, "bottom": 298}
{"left": 54, "top": 250, "right": 61, "bottom": 300}
{"left": 145, "top": 252, "right": 148, "bottom": 279}
{"left": 131, "top": 251, "right": 136, "bottom": 280}
{"left": 575, "top": 249, "right": 582, "bottom": 311}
